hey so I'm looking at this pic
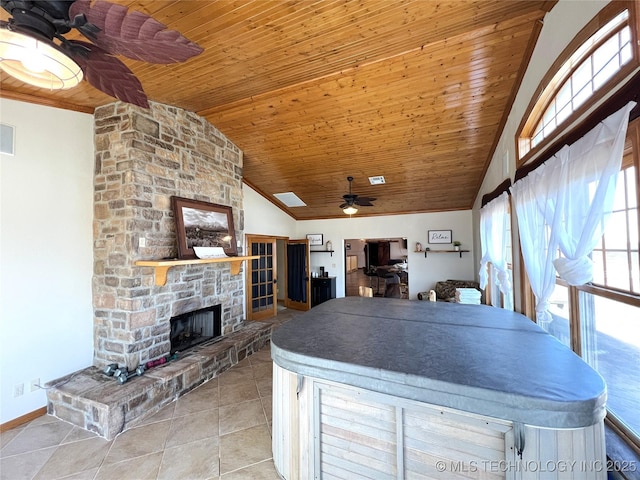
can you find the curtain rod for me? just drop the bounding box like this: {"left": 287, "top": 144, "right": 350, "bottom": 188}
{"left": 514, "top": 70, "right": 640, "bottom": 183}
{"left": 481, "top": 178, "right": 512, "bottom": 208}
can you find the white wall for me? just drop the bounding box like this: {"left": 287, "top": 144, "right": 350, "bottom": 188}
{"left": 243, "top": 185, "right": 297, "bottom": 239}
{"left": 473, "top": 0, "right": 610, "bottom": 310}
{"left": 475, "top": 0, "right": 609, "bottom": 206}
{"left": 297, "top": 211, "right": 475, "bottom": 299}
{"left": 0, "top": 99, "right": 94, "bottom": 423}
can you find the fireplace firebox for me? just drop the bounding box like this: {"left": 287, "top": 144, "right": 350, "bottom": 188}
{"left": 170, "top": 305, "right": 222, "bottom": 354}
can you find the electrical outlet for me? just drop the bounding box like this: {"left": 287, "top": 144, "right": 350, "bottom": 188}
{"left": 30, "top": 378, "right": 40, "bottom": 392}
{"left": 138, "top": 237, "right": 146, "bottom": 248}
{"left": 13, "top": 383, "right": 24, "bottom": 397}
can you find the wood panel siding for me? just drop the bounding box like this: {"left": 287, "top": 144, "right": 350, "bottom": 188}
{"left": 0, "top": 0, "right": 555, "bottom": 219}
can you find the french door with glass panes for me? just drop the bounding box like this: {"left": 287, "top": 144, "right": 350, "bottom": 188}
{"left": 246, "top": 235, "right": 277, "bottom": 321}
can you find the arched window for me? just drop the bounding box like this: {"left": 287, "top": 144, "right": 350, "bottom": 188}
{"left": 517, "top": 2, "right": 639, "bottom": 163}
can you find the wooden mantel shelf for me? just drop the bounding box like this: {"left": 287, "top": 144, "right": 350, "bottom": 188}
{"left": 135, "top": 255, "right": 260, "bottom": 286}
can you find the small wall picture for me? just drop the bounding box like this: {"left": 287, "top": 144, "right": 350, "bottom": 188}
{"left": 306, "top": 233, "right": 323, "bottom": 246}
{"left": 428, "top": 230, "right": 452, "bottom": 244}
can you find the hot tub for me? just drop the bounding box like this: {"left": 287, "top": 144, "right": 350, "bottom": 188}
{"left": 271, "top": 297, "right": 607, "bottom": 479}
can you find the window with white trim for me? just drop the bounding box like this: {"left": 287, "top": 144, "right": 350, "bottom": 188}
{"left": 518, "top": 3, "right": 639, "bottom": 163}
{"left": 515, "top": 1, "right": 640, "bottom": 454}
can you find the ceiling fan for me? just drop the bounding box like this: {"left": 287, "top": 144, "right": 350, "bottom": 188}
{"left": 0, "top": 0, "right": 204, "bottom": 108}
{"left": 340, "top": 176, "right": 376, "bottom": 215}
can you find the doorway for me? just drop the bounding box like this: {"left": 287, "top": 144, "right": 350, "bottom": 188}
{"left": 246, "top": 235, "right": 278, "bottom": 321}
{"left": 245, "top": 235, "right": 311, "bottom": 321}
{"left": 344, "top": 238, "right": 409, "bottom": 298}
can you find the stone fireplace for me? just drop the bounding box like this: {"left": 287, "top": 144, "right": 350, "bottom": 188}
{"left": 91, "top": 101, "right": 246, "bottom": 370}
{"left": 170, "top": 304, "right": 222, "bottom": 354}
{"left": 46, "top": 101, "right": 271, "bottom": 439}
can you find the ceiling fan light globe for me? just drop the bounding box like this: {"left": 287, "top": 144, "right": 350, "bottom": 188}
{"left": 0, "top": 29, "right": 83, "bottom": 90}
{"left": 343, "top": 205, "right": 358, "bottom": 215}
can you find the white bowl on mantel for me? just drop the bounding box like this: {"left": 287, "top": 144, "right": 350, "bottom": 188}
{"left": 193, "top": 247, "right": 228, "bottom": 259}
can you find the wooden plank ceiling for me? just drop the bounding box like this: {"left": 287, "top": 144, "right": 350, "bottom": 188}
{"left": 0, "top": 0, "right": 556, "bottom": 219}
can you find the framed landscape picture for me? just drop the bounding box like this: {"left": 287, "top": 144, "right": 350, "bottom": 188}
{"left": 171, "top": 196, "right": 238, "bottom": 259}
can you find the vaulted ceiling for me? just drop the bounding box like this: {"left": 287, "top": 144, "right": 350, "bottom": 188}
{"left": 0, "top": 0, "right": 556, "bottom": 219}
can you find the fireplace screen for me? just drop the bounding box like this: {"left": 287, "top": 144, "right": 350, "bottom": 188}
{"left": 170, "top": 304, "right": 222, "bottom": 354}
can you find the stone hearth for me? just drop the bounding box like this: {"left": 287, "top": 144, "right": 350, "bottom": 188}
{"left": 47, "top": 322, "right": 271, "bottom": 439}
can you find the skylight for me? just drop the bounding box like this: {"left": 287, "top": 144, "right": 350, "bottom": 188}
{"left": 273, "top": 192, "right": 307, "bottom": 207}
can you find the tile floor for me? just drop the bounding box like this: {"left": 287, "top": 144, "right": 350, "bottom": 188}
{"left": 0, "top": 308, "right": 303, "bottom": 480}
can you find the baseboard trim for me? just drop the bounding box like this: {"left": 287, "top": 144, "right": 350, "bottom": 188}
{"left": 0, "top": 407, "right": 47, "bottom": 432}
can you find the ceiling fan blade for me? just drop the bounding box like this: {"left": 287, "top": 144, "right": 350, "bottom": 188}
{"left": 69, "top": 0, "right": 203, "bottom": 64}
{"left": 62, "top": 40, "right": 149, "bottom": 108}
{"left": 339, "top": 202, "right": 350, "bottom": 209}
{"left": 356, "top": 198, "right": 376, "bottom": 206}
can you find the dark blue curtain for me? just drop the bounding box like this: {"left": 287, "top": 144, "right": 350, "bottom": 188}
{"left": 287, "top": 243, "right": 307, "bottom": 303}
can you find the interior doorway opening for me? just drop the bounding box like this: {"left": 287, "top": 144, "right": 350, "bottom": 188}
{"left": 344, "top": 238, "right": 408, "bottom": 298}
{"left": 245, "top": 234, "right": 311, "bottom": 321}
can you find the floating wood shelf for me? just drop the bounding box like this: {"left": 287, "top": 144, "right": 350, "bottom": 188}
{"left": 310, "top": 250, "right": 335, "bottom": 256}
{"left": 135, "top": 255, "right": 260, "bottom": 286}
{"left": 415, "top": 249, "right": 469, "bottom": 258}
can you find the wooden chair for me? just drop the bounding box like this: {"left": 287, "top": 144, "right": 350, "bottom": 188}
{"left": 358, "top": 286, "right": 374, "bottom": 297}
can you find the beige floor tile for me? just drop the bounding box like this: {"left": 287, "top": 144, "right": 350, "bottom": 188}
{"left": 56, "top": 468, "right": 100, "bottom": 480}
{"left": 219, "top": 398, "right": 266, "bottom": 435}
{"left": 252, "top": 363, "right": 273, "bottom": 381}
{"left": 104, "top": 420, "right": 171, "bottom": 465}
{"left": 175, "top": 386, "right": 220, "bottom": 417}
{"left": 0, "top": 428, "right": 22, "bottom": 450}
{"left": 1, "top": 420, "right": 74, "bottom": 457}
{"left": 219, "top": 380, "right": 259, "bottom": 407}
{"left": 261, "top": 395, "right": 273, "bottom": 424}
{"left": 63, "top": 426, "right": 101, "bottom": 444}
{"left": 135, "top": 401, "right": 176, "bottom": 427}
{"left": 34, "top": 436, "right": 112, "bottom": 480}
{"left": 221, "top": 459, "right": 280, "bottom": 480}
{"left": 219, "top": 424, "right": 272, "bottom": 474}
{"left": 248, "top": 348, "right": 272, "bottom": 365}
{"left": 0, "top": 446, "right": 56, "bottom": 480}
{"left": 196, "top": 376, "right": 219, "bottom": 393}
{"left": 255, "top": 376, "right": 272, "bottom": 397}
{"left": 235, "top": 357, "right": 251, "bottom": 369}
{"left": 165, "top": 408, "right": 219, "bottom": 449}
{"left": 157, "top": 436, "right": 220, "bottom": 480}
{"left": 25, "top": 415, "right": 60, "bottom": 427}
{"left": 94, "top": 452, "right": 162, "bottom": 480}
{"left": 218, "top": 366, "right": 254, "bottom": 387}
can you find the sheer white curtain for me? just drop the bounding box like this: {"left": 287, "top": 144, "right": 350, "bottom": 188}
{"left": 550, "top": 103, "right": 634, "bottom": 285}
{"left": 511, "top": 102, "right": 634, "bottom": 329}
{"left": 479, "top": 192, "right": 513, "bottom": 310}
{"left": 511, "top": 169, "right": 559, "bottom": 329}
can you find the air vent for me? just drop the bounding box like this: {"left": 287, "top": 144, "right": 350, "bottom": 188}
{"left": 368, "top": 176, "right": 385, "bottom": 185}
{"left": 0, "top": 124, "right": 15, "bottom": 155}
{"left": 274, "top": 192, "right": 307, "bottom": 207}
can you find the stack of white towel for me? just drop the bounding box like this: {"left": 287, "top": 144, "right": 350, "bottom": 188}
{"left": 455, "top": 288, "right": 481, "bottom": 305}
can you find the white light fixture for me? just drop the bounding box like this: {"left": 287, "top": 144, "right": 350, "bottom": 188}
{"left": 343, "top": 205, "right": 358, "bottom": 215}
{"left": 0, "top": 28, "right": 83, "bottom": 90}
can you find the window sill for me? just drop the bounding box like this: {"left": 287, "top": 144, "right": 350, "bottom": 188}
{"left": 605, "top": 422, "right": 640, "bottom": 480}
